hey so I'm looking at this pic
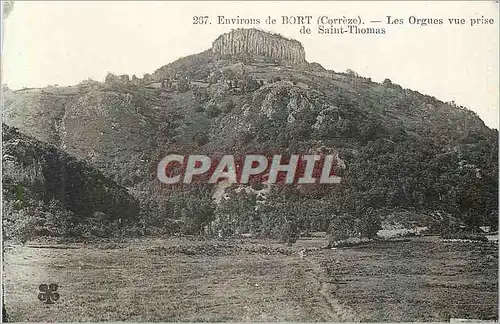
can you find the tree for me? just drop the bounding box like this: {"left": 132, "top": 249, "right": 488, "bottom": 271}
{"left": 207, "top": 71, "right": 222, "bottom": 84}
{"left": 328, "top": 213, "right": 355, "bottom": 243}
{"left": 105, "top": 73, "right": 119, "bottom": 84}
{"left": 214, "top": 191, "right": 258, "bottom": 237}
{"left": 346, "top": 69, "right": 359, "bottom": 78}
{"left": 177, "top": 77, "right": 190, "bottom": 93}
{"left": 193, "top": 131, "right": 209, "bottom": 146}
{"left": 204, "top": 102, "right": 221, "bottom": 118}
{"left": 282, "top": 214, "right": 299, "bottom": 246}
{"left": 169, "top": 188, "right": 214, "bottom": 235}
{"left": 239, "top": 77, "right": 260, "bottom": 92}
{"left": 356, "top": 208, "right": 381, "bottom": 239}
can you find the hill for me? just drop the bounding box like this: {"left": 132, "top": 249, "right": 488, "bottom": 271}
{"left": 2, "top": 124, "right": 140, "bottom": 241}
{"left": 2, "top": 28, "right": 498, "bottom": 240}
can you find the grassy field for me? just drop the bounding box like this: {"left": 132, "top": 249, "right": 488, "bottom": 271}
{"left": 3, "top": 236, "right": 498, "bottom": 322}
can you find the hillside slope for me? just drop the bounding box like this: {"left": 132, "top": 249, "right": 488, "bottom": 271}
{"left": 2, "top": 124, "right": 140, "bottom": 241}
{"left": 2, "top": 29, "right": 498, "bottom": 239}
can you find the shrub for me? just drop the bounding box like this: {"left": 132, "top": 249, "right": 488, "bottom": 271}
{"left": 328, "top": 213, "right": 355, "bottom": 243}
{"left": 221, "top": 100, "right": 235, "bottom": 113}
{"left": 193, "top": 132, "right": 209, "bottom": 146}
{"left": 177, "top": 77, "right": 190, "bottom": 93}
{"left": 205, "top": 102, "right": 221, "bottom": 118}
{"left": 271, "top": 76, "right": 282, "bottom": 83}
{"left": 356, "top": 208, "right": 382, "bottom": 239}
{"left": 346, "top": 69, "right": 359, "bottom": 78}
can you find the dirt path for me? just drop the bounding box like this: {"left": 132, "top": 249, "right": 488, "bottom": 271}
{"left": 298, "top": 249, "right": 358, "bottom": 321}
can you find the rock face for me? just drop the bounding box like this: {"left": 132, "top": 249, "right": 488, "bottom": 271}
{"left": 212, "top": 28, "right": 306, "bottom": 64}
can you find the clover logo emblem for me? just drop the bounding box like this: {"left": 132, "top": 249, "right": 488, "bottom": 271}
{"left": 38, "top": 284, "right": 60, "bottom": 304}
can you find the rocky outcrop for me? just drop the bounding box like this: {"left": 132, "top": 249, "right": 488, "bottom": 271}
{"left": 212, "top": 28, "right": 306, "bottom": 64}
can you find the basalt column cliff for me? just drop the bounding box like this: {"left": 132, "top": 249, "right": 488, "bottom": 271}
{"left": 212, "top": 28, "right": 306, "bottom": 64}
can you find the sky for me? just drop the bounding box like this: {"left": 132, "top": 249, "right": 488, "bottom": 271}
{"left": 2, "top": 1, "right": 499, "bottom": 129}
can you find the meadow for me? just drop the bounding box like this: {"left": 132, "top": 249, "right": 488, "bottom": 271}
{"left": 3, "top": 236, "right": 498, "bottom": 322}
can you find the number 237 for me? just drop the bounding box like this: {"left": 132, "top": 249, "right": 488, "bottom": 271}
{"left": 193, "top": 16, "right": 209, "bottom": 24}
